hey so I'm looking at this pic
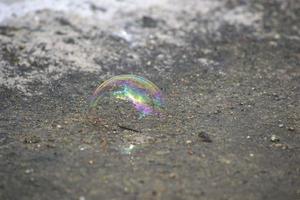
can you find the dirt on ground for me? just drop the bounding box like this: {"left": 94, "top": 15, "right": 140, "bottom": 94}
{"left": 0, "top": 0, "right": 299, "bottom": 200}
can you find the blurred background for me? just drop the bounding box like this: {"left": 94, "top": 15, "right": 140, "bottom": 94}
{"left": 0, "top": 1, "right": 299, "bottom": 200}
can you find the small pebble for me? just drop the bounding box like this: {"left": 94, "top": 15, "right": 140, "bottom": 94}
{"left": 274, "top": 34, "right": 281, "bottom": 39}
{"left": 270, "top": 135, "right": 280, "bottom": 143}
{"left": 278, "top": 124, "right": 284, "bottom": 128}
{"left": 246, "top": 135, "right": 251, "bottom": 139}
{"left": 220, "top": 158, "right": 231, "bottom": 164}
{"left": 188, "top": 150, "right": 194, "bottom": 155}
{"left": 169, "top": 173, "right": 177, "bottom": 179}
{"left": 186, "top": 140, "right": 192, "bottom": 145}
{"left": 23, "top": 136, "right": 41, "bottom": 144}
{"left": 213, "top": 109, "right": 221, "bottom": 114}
{"left": 273, "top": 143, "right": 282, "bottom": 147}
{"left": 25, "top": 168, "right": 34, "bottom": 174}
{"left": 57, "top": 124, "right": 62, "bottom": 129}
{"left": 272, "top": 143, "right": 288, "bottom": 150}
{"left": 249, "top": 153, "right": 254, "bottom": 157}
{"left": 198, "top": 131, "right": 212, "bottom": 143}
{"left": 124, "top": 187, "right": 129, "bottom": 193}
{"left": 287, "top": 127, "right": 295, "bottom": 131}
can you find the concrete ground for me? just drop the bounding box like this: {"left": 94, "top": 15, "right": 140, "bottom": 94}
{"left": 0, "top": 0, "right": 299, "bottom": 199}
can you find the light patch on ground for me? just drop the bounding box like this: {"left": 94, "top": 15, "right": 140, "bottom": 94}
{"left": 222, "top": 6, "right": 262, "bottom": 27}
{"left": 0, "top": 0, "right": 262, "bottom": 95}
{"left": 0, "top": 0, "right": 175, "bottom": 25}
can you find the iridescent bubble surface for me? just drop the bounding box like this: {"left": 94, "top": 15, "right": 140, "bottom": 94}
{"left": 90, "top": 74, "right": 164, "bottom": 118}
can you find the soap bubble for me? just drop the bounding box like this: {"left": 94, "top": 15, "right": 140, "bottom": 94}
{"left": 88, "top": 75, "right": 165, "bottom": 129}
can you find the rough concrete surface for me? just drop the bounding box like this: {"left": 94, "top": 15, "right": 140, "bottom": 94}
{"left": 0, "top": 0, "right": 299, "bottom": 199}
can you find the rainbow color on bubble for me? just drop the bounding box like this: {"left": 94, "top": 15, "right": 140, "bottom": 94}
{"left": 90, "top": 74, "right": 164, "bottom": 117}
